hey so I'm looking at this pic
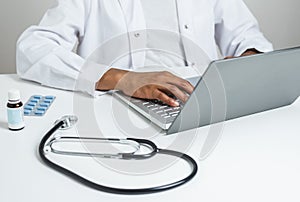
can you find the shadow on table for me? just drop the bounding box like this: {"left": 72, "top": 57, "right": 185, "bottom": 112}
{"left": 0, "top": 121, "right": 7, "bottom": 130}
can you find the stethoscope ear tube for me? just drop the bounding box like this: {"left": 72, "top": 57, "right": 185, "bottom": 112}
{"left": 38, "top": 119, "right": 198, "bottom": 195}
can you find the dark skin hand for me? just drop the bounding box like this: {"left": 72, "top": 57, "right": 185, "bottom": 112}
{"left": 96, "top": 69, "right": 193, "bottom": 107}
{"left": 96, "top": 49, "right": 259, "bottom": 107}
{"left": 225, "top": 48, "right": 260, "bottom": 59}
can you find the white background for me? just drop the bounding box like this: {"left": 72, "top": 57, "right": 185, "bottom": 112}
{"left": 1, "top": 0, "right": 300, "bottom": 73}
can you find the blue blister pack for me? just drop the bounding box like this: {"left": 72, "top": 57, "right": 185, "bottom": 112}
{"left": 24, "top": 95, "right": 56, "bottom": 116}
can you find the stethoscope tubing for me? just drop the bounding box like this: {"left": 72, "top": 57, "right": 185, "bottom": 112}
{"left": 38, "top": 120, "right": 198, "bottom": 195}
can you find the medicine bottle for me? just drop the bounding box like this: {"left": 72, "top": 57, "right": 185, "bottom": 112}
{"left": 7, "top": 89, "right": 25, "bottom": 131}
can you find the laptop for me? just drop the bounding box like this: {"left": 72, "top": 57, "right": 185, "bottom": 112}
{"left": 113, "top": 47, "right": 300, "bottom": 134}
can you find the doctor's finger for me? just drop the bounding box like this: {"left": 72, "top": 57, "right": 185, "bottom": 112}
{"left": 164, "top": 84, "right": 189, "bottom": 103}
{"left": 167, "top": 78, "right": 194, "bottom": 95}
{"left": 152, "top": 89, "right": 179, "bottom": 107}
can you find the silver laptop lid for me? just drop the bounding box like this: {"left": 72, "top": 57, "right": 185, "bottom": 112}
{"left": 167, "top": 47, "right": 300, "bottom": 134}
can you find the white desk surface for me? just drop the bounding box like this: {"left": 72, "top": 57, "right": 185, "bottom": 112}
{"left": 1, "top": 74, "right": 300, "bottom": 202}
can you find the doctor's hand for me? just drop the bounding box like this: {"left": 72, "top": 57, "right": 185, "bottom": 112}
{"left": 96, "top": 69, "right": 194, "bottom": 107}
{"left": 224, "top": 48, "right": 260, "bottom": 59}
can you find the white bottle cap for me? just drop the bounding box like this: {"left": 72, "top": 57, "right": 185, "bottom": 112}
{"left": 8, "top": 89, "right": 21, "bottom": 101}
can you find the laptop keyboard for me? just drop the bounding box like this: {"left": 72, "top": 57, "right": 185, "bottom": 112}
{"left": 113, "top": 91, "right": 185, "bottom": 128}
{"left": 129, "top": 98, "right": 183, "bottom": 123}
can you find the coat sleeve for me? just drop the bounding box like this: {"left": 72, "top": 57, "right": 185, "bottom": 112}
{"left": 213, "top": 0, "right": 273, "bottom": 57}
{"left": 16, "top": 0, "right": 109, "bottom": 96}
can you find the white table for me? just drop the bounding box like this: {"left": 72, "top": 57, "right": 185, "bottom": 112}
{"left": 1, "top": 74, "right": 300, "bottom": 202}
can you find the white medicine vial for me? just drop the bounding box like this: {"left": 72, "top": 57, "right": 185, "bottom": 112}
{"left": 7, "top": 89, "right": 25, "bottom": 131}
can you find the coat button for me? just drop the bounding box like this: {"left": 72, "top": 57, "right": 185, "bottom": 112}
{"left": 184, "top": 24, "right": 189, "bottom": 29}
{"left": 134, "top": 33, "right": 140, "bottom": 38}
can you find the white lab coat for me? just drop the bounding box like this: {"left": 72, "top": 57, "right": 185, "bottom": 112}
{"left": 16, "top": 0, "right": 273, "bottom": 96}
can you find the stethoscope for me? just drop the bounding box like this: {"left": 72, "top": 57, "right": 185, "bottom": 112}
{"left": 39, "top": 115, "right": 198, "bottom": 195}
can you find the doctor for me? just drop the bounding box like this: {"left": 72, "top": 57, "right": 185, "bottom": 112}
{"left": 17, "top": 0, "right": 273, "bottom": 106}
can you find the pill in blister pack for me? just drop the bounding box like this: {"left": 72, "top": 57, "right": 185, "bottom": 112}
{"left": 24, "top": 95, "right": 56, "bottom": 116}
